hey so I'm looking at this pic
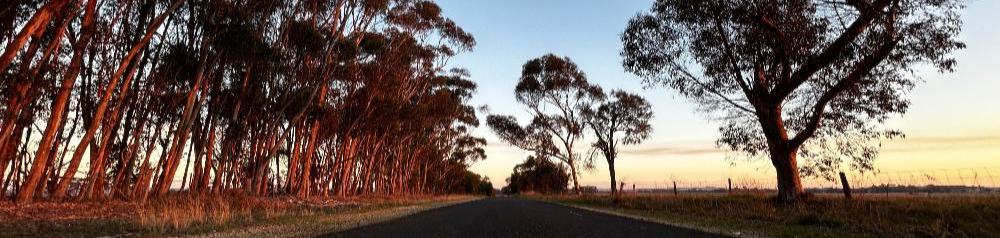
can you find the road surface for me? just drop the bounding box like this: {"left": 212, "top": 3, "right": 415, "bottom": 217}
{"left": 323, "top": 197, "right": 727, "bottom": 238}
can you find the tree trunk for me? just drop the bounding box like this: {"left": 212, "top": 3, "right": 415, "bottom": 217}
{"left": 154, "top": 53, "right": 206, "bottom": 196}
{"left": 771, "top": 147, "right": 803, "bottom": 203}
{"left": 52, "top": 0, "right": 183, "bottom": 200}
{"left": 296, "top": 123, "right": 319, "bottom": 198}
{"left": 198, "top": 120, "right": 216, "bottom": 193}
{"left": 0, "top": 0, "right": 69, "bottom": 71}
{"left": 608, "top": 158, "right": 616, "bottom": 196}
{"left": 568, "top": 161, "right": 581, "bottom": 195}
{"left": 12, "top": 1, "right": 82, "bottom": 202}
{"left": 757, "top": 104, "right": 805, "bottom": 203}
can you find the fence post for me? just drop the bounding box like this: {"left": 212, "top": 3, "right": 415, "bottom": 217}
{"left": 673, "top": 181, "right": 678, "bottom": 196}
{"left": 727, "top": 178, "right": 732, "bottom": 194}
{"left": 840, "top": 172, "right": 853, "bottom": 200}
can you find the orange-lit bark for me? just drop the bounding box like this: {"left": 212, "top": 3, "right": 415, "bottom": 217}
{"left": 0, "top": 0, "right": 69, "bottom": 71}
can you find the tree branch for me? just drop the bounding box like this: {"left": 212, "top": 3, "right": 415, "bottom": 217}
{"left": 770, "top": 0, "right": 893, "bottom": 101}
{"left": 789, "top": 37, "right": 898, "bottom": 148}
{"left": 671, "top": 62, "right": 756, "bottom": 114}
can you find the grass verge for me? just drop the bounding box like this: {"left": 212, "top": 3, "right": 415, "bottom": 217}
{"left": 0, "top": 194, "right": 478, "bottom": 238}
{"left": 530, "top": 193, "right": 1000, "bottom": 238}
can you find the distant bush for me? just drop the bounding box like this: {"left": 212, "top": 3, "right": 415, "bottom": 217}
{"left": 502, "top": 156, "right": 569, "bottom": 195}
{"left": 444, "top": 170, "right": 494, "bottom": 196}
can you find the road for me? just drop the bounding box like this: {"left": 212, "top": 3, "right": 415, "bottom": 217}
{"left": 323, "top": 197, "right": 727, "bottom": 238}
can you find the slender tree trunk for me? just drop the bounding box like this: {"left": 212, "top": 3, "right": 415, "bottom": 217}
{"left": 608, "top": 158, "right": 616, "bottom": 196}
{"left": 568, "top": 161, "right": 581, "bottom": 195}
{"left": 13, "top": 0, "right": 94, "bottom": 203}
{"left": 296, "top": 122, "right": 320, "bottom": 198}
{"left": 154, "top": 53, "right": 205, "bottom": 196}
{"left": 198, "top": 120, "right": 216, "bottom": 194}
{"left": 0, "top": 0, "right": 69, "bottom": 71}
{"left": 286, "top": 126, "right": 303, "bottom": 193}
{"left": 79, "top": 54, "right": 143, "bottom": 200}
{"left": 52, "top": 0, "right": 183, "bottom": 200}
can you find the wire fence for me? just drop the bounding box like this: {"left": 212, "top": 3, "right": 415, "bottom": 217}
{"left": 620, "top": 167, "right": 1000, "bottom": 196}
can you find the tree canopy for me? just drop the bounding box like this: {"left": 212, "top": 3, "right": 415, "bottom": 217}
{"left": 623, "top": 0, "right": 965, "bottom": 201}
{"left": 584, "top": 90, "right": 653, "bottom": 195}
{"left": 487, "top": 54, "right": 605, "bottom": 194}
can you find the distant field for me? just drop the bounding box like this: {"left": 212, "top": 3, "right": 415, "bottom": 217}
{"left": 0, "top": 195, "right": 477, "bottom": 238}
{"left": 534, "top": 193, "right": 1000, "bottom": 238}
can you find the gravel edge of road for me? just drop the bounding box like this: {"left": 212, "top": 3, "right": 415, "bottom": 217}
{"left": 185, "top": 196, "right": 483, "bottom": 238}
{"left": 536, "top": 199, "right": 754, "bottom": 238}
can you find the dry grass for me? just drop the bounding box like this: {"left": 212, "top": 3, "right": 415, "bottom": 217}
{"left": 139, "top": 194, "right": 273, "bottom": 232}
{"left": 537, "top": 193, "right": 1000, "bottom": 238}
{"left": 0, "top": 194, "right": 477, "bottom": 237}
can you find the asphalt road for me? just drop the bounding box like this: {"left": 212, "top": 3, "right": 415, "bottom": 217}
{"left": 323, "top": 197, "right": 727, "bottom": 238}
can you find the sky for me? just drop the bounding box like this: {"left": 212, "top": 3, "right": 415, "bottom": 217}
{"left": 435, "top": 0, "right": 1000, "bottom": 189}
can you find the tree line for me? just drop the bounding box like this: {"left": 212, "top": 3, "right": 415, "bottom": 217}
{"left": 1, "top": 0, "right": 487, "bottom": 203}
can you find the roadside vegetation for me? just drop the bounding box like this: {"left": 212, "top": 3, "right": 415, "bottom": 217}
{"left": 0, "top": 195, "right": 477, "bottom": 237}
{"left": 536, "top": 193, "right": 1000, "bottom": 238}
{"left": 2, "top": 0, "right": 488, "bottom": 204}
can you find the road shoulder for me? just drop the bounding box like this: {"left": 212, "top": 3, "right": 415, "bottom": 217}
{"left": 189, "top": 196, "right": 482, "bottom": 238}
{"left": 0, "top": 196, "right": 481, "bottom": 238}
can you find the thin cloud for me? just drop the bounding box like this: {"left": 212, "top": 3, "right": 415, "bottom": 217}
{"left": 882, "top": 135, "right": 1000, "bottom": 152}
{"left": 621, "top": 146, "right": 724, "bottom": 156}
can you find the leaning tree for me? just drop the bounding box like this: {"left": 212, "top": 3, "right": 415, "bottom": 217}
{"left": 584, "top": 91, "right": 653, "bottom": 196}
{"left": 622, "top": 0, "right": 964, "bottom": 202}
{"left": 487, "top": 54, "right": 604, "bottom": 194}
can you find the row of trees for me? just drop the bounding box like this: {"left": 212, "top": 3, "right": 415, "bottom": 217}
{"left": 489, "top": 54, "right": 653, "bottom": 196}
{"left": 1, "top": 0, "right": 488, "bottom": 203}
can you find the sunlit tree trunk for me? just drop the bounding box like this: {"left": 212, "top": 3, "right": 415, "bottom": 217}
{"left": 756, "top": 105, "right": 804, "bottom": 202}
{"left": 153, "top": 53, "right": 206, "bottom": 196}
{"left": 17, "top": 0, "right": 97, "bottom": 202}
{"left": 52, "top": 0, "right": 184, "bottom": 200}
{"left": 0, "top": 0, "right": 69, "bottom": 71}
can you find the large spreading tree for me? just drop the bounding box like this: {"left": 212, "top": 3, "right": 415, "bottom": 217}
{"left": 622, "top": 0, "right": 964, "bottom": 202}
{"left": 487, "top": 54, "right": 605, "bottom": 194}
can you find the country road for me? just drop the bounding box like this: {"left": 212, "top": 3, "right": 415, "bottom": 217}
{"left": 323, "top": 197, "right": 727, "bottom": 238}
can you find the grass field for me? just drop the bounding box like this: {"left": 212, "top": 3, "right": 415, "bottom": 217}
{"left": 534, "top": 193, "right": 1000, "bottom": 238}
{"left": 0, "top": 194, "right": 477, "bottom": 237}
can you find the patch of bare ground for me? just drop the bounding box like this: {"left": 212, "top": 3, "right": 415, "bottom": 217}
{"left": 0, "top": 194, "right": 479, "bottom": 238}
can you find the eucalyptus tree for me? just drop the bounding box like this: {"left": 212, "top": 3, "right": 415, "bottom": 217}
{"left": 583, "top": 91, "right": 652, "bottom": 196}
{"left": 0, "top": 0, "right": 487, "bottom": 202}
{"left": 622, "top": 0, "right": 965, "bottom": 201}
{"left": 487, "top": 54, "right": 604, "bottom": 194}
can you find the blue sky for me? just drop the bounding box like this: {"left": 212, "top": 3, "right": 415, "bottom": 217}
{"left": 436, "top": 0, "right": 1000, "bottom": 188}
